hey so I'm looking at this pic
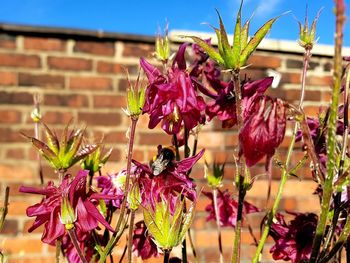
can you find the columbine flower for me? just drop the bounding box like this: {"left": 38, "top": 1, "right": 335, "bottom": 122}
{"left": 140, "top": 43, "right": 206, "bottom": 134}
{"left": 133, "top": 148, "right": 205, "bottom": 209}
{"left": 204, "top": 189, "right": 259, "bottom": 227}
{"left": 132, "top": 220, "right": 159, "bottom": 260}
{"left": 269, "top": 212, "right": 317, "bottom": 263}
{"left": 96, "top": 171, "right": 127, "bottom": 209}
{"left": 19, "top": 170, "right": 114, "bottom": 245}
{"left": 61, "top": 234, "right": 94, "bottom": 263}
{"left": 239, "top": 97, "right": 286, "bottom": 167}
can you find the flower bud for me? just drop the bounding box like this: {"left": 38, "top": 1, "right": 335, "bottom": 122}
{"left": 297, "top": 8, "right": 322, "bottom": 50}
{"left": 155, "top": 24, "right": 170, "bottom": 62}
{"left": 31, "top": 108, "right": 41, "bottom": 123}
{"left": 60, "top": 195, "right": 76, "bottom": 230}
{"left": 205, "top": 161, "right": 224, "bottom": 189}
{"left": 124, "top": 72, "right": 146, "bottom": 119}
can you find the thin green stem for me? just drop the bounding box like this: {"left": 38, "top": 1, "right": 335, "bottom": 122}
{"left": 33, "top": 94, "right": 44, "bottom": 185}
{"left": 213, "top": 188, "right": 224, "bottom": 263}
{"left": 55, "top": 239, "right": 61, "bottom": 263}
{"left": 68, "top": 228, "right": 88, "bottom": 263}
{"left": 252, "top": 125, "right": 297, "bottom": 263}
{"left": 309, "top": 2, "right": 345, "bottom": 261}
{"left": 127, "top": 210, "right": 136, "bottom": 263}
{"left": 99, "top": 118, "right": 138, "bottom": 262}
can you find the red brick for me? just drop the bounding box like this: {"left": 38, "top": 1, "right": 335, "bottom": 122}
{"left": 0, "top": 164, "right": 35, "bottom": 180}
{"left": 70, "top": 76, "right": 112, "bottom": 90}
{"left": 102, "top": 130, "right": 128, "bottom": 144}
{"left": 0, "top": 127, "right": 33, "bottom": 143}
{"left": 307, "top": 75, "right": 333, "bottom": 86}
{"left": 0, "top": 110, "right": 21, "bottom": 123}
{"left": 93, "top": 94, "right": 126, "bottom": 108}
{"left": 0, "top": 71, "right": 17, "bottom": 85}
{"left": 47, "top": 56, "right": 92, "bottom": 71}
{"left": 97, "top": 61, "right": 123, "bottom": 73}
{"left": 24, "top": 36, "right": 66, "bottom": 51}
{"left": 0, "top": 53, "right": 41, "bottom": 68}
{"left": 19, "top": 73, "right": 65, "bottom": 88}
{"left": 283, "top": 89, "right": 321, "bottom": 102}
{"left": 74, "top": 40, "right": 115, "bottom": 56}
{"left": 281, "top": 72, "right": 301, "bottom": 84}
{"left": 248, "top": 55, "right": 281, "bottom": 69}
{"left": 0, "top": 91, "right": 33, "bottom": 105}
{"left": 5, "top": 147, "right": 26, "bottom": 159}
{"left": 123, "top": 43, "right": 153, "bottom": 57}
{"left": 23, "top": 219, "right": 45, "bottom": 234}
{"left": 138, "top": 132, "right": 171, "bottom": 146}
{"left": 0, "top": 219, "right": 18, "bottom": 235}
{"left": 0, "top": 34, "right": 16, "bottom": 49}
{"left": 43, "top": 94, "right": 89, "bottom": 107}
{"left": 41, "top": 111, "right": 74, "bottom": 124}
{"left": 7, "top": 200, "right": 37, "bottom": 216}
{"left": 2, "top": 238, "right": 44, "bottom": 253}
{"left": 78, "top": 112, "right": 122, "bottom": 126}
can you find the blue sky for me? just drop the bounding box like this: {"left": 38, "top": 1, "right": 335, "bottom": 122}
{"left": 0, "top": 0, "right": 349, "bottom": 46}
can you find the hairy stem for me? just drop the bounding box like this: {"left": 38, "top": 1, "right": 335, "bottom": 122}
{"left": 33, "top": 94, "right": 44, "bottom": 185}
{"left": 213, "top": 188, "right": 224, "bottom": 263}
{"left": 127, "top": 210, "right": 136, "bottom": 263}
{"left": 100, "top": 118, "right": 138, "bottom": 262}
{"left": 163, "top": 249, "right": 171, "bottom": 263}
{"left": 55, "top": 240, "right": 61, "bottom": 263}
{"left": 68, "top": 229, "right": 88, "bottom": 263}
{"left": 310, "top": 2, "right": 345, "bottom": 261}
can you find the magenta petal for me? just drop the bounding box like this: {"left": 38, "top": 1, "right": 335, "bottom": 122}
{"left": 76, "top": 198, "right": 98, "bottom": 232}
{"left": 42, "top": 207, "right": 65, "bottom": 245}
{"left": 82, "top": 200, "right": 114, "bottom": 232}
{"left": 173, "top": 43, "right": 188, "bottom": 70}
{"left": 177, "top": 149, "right": 205, "bottom": 173}
{"left": 140, "top": 58, "right": 162, "bottom": 83}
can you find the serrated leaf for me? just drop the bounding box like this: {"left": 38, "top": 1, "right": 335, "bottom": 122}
{"left": 179, "top": 203, "right": 195, "bottom": 241}
{"left": 240, "top": 15, "right": 280, "bottom": 66}
{"left": 310, "top": 8, "right": 323, "bottom": 40}
{"left": 232, "top": 1, "right": 243, "bottom": 69}
{"left": 215, "top": 10, "right": 235, "bottom": 68}
{"left": 143, "top": 206, "right": 164, "bottom": 244}
{"left": 58, "top": 122, "right": 70, "bottom": 161}
{"left": 187, "top": 36, "right": 224, "bottom": 65}
{"left": 63, "top": 129, "right": 84, "bottom": 166}
{"left": 42, "top": 123, "right": 59, "bottom": 155}
{"left": 26, "top": 135, "right": 57, "bottom": 160}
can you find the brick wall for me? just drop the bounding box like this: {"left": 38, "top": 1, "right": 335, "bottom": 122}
{"left": 0, "top": 24, "right": 334, "bottom": 262}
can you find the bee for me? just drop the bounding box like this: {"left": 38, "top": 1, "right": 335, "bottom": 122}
{"left": 150, "top": 146, "right": 176, "bottom": 176}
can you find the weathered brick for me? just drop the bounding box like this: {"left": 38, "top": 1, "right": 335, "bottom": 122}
{"left": 78, "top": 112, "right": 122, "bottom": 126}
{"left": 74, "top": 40, "right": 115, "bottom": 56}
{"left": 0, "top": 91, "right": 33, "bottom": 105}
{"left": 286, "top": 59, "right": 319, "bottom": 70}
{"left": 19, "top": 73, "right": 65, "bottom": 88}
{"left": 0, "top": 53, "right": 41, "bottom": 68}
{"left": 123, "top": 43, "right": 153, "bottom": 57}
{"left": 248, "top": 55, "right": 281, "bottom": 69}
{"left": 2, "top": 238, "right": 44, "bottom": 253}
{"left": 43, "top": 94, "right": 89, "bottom": 107}
{"left": 5, "top": 147, "right": 26, "bottom": 159}
{"left": 138, "top": 132, "right": 171, "bottom": 146}
{"left": 47, "top": 56, "right": 92, "bottom": 71}
{"left": 0, "top": 164, "right": 35, "bottom": 180}
{"left": 93, "top": 94, "right": 126, "bottom": 108}
{"left": 284, "top": 89, "right": 321, "bottom": 102}
{"left": 24, "top": 36, "right": 66, "bottom": 51}
{"left": 97, "top": 61, "right": 123, "bottom": 74}
{"left": 0, "top": 71, "right": 17, "bottom": 85}
{"left": 69, "top": 76, "right": 112, "bottom": 90}
{"left": 0, "top": 127, "right": 32, "bottom": 142}
{"left": 0, "top": 219, "right": 18, "bottom": 235}
{"left": 0, "top": 109, "right": 21, "bottom": 123}
{"left": 7, "top": 200, "right": 35, "bottom": 216}
{"left": 0, "top": 34, "right": 16, "bottom": 49}
{"left": 41, "top": 111, "right": 75, "bottom": 124}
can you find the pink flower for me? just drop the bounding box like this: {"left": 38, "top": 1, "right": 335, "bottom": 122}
{"left": 269, "top": 212, "right": 317, "bottom": 263}
{"left": 132, "top": 221, "right": 159, "bottom": 260}
{"left": 20, "top": 170, "right": 114, "bottom": 245}
{"left": 141, "top": 43, "right": 206, "bottom": 134}
{"left": 239, "top": 97, "right": 286, "bottom": 167}
{"left": 204, "top": 189, "right": 259, "bottom": 227}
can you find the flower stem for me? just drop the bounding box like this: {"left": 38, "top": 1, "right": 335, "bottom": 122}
{"left": 55, "top": 239, "right": 61, "bottom": 263}
{"left": 68, "top": 228, "right": 88, "bottom": 263}
{"left": 252, "top": 126, "right": 296, "bottom": 263}
{"left": 213, "top": 188, "right": 224, "bottom": 263}
{"left": 309, "top": 2, "right": 345, "bottom": 261}
{"left": 100, "top": 118, "right": 138, "bottom": 262}
{"left": 163, "top": 249, "right": 171, "bottom": 263}
{"left": 127, "top": 210, "right": 136, "bottom": 263}
{"left": 33, "top": 94, "right": 44, "bottom": 185}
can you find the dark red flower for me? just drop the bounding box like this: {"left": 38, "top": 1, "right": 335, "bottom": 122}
{"left": 133, "top": 148, "right": 205, "bottom": 211}
{"left": 269, "top": 212, "right": 317, "bottom": 263}
{"left": 19, "top": 170, "right": 114, "bottom": 245}
{"left": 204, "top": 189, "right": 259, "bottom": 227}
{"left": 239, "top": 97, "right": 286, "bottom": 167}
{"left": 61, "top": 234, "right": 94, "bottom": 263}
{"left": 132, "top": 220, "right": 159, "bottom": 260}
{"left": 140, "top": 43, "right": 206, "bottom": 134}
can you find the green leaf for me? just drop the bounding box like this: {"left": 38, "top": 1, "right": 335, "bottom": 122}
{"left": 58, "top": 122, "right": 70, "bottom": 161}
{"left": 240, "top": 19, "right": 250, "bottom": 51}
{"left": 310, "top": 8, "right": 323, "bottom": 41}
{"left": 179, "top": 203, "right": 195, "bottom": 241}
{"left": 143, "top": 206, "right": 164, "bottom": 244}
{"left": 216, "top": 10, "right": 235, "bottom": 68}
{"left": 42, "top": 123, "right": 59, "bottom": 155}
{"left": 232, "top": 1, "right": 243, "bottom": 69}
{"left": 240, "top": 15, "right": 281, "bottom": 66}
{"left": 187, "top": 36, "right": 224, "bottom": 65}
{"left": 71, "top": 144, "right": 98, "bottom": 167}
